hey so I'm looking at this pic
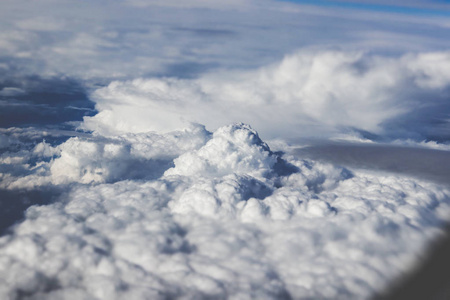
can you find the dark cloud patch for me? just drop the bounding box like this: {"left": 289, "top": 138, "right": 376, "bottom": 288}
{"left": 0, "top": 127, "right": 90, "bottom": 151}
{"left": 0, "top": 77, "right": 96, "bottom": 128}
{"left": 345, "top": 85, "right": 450, "bottom": 143}
{"left": 380, "top": 87, "right": 450, "bottom": 142}
{"left": 172, "top": 27, "right": 236, "bottom": 37}
{"left": 0, "top": 187, "right": 63, "bottom": 235}
{"left": 292, "top": 142, "right": 450, "bottom": 186}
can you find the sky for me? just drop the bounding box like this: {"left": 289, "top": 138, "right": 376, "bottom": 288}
{"left": 280, "top": 0, "right": 450, "bottom": 16}
{"left": 0, "top": 0, "right": 450, "bottom": 299}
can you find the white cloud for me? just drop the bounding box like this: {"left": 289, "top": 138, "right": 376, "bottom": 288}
{"left": 404, "top": 52, "right": 450, "bottom": 89}
{"left": 0, "top": 0, "right": 449, "bottom": 81}
{"left": 82, "top": 49, "right": 450, "bottom": 141}
{"left": 392, "top": 139, "right": 450, "bottom": 151}
{"left": 0, "top": 124, "right": 211, "bottom": 189}
{"left": 165, "top": 123, "right": 276, "bottom": 179}
{"left": 0, "top": 123, "right": 448, "bottom": 299}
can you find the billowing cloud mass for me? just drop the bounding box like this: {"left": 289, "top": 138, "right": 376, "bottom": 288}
{"left": 82, "top": 50, "right": 450, "bottom": 141}
{"left": 0, "top": 123, "right": 449, "bottom": 299}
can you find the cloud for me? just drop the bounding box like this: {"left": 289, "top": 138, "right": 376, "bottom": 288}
{"left": 0, "top": 123, "right": 449, "bottom": 299}
{"left": 0, "top": 127, "right": 90, "bottom": 145}
{"left": 0, "top": 133, "right": 11, "bottom": 149}
{"left": 82, "top": 49, "right": 450, "bottom": 142}
{"left": 0, "top": 0, "right": 449, "bottom": 81}
{"left": 0, "top": 87, "right": 25, "bottom": 97}
{"left": 293, "top": 141, "right": 450, "bottom": 186}
{"left": 404, "top": 52, "right": 450, "bottom": 89}
{"left": 0, "top": 77, "right": 95, "bottom": 129}
{"left": 165, "top": 124, "right": 277, "bottom": 179}
{"left": 0, "top": 124, "right": 210, "bottom": 189}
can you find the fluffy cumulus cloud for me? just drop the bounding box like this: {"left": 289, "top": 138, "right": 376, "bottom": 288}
{"left": 82, "top": 50, "right": 450, "bottom": 141}
{"left": 0, "top": 124, "right": 210, "bottom": 189}
{"left": 0, "top": 123, "right": 449, "bottom": 299}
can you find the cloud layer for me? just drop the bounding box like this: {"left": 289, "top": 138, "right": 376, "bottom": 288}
{"left": 82, "top": 50, "right": 450, "bottom": 142}
{"left": 1, "top": 0, "right": 450, "bottom": 81}
{"left": 0, "top": 123, "right": 449, "bottom": 299}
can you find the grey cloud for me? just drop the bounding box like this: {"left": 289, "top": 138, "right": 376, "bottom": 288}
{"left": 0, "top": 187, "right": 63, "bottom": 235}
{"left": 292, "top": 142, "right": 450, "bottom": 186}
{"left": 0, "top": 77, "right": 95, "bottom": 128}
{"left": 0, "top": 87, "right": 25, "bottom": 97}
{"left": 171, "top": 27, "right": 237, "bottom": 37}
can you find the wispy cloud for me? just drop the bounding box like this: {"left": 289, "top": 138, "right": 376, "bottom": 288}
{"left": 0, "top": 0, "right": 449, "bottom": 81}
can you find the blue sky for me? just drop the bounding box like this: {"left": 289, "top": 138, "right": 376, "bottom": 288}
{"left": 282, "top": 0, "right": 450, "bottom": 16}
{"left": 279, "top": 0, "right": 450, "bottom": 16}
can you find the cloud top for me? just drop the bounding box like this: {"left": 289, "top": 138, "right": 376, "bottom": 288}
{"left": 82, "top": 50, "right": 450, "bottom": 142}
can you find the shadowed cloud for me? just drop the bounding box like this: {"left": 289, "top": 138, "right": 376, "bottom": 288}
{"left": 292, "top": 142, "right": 450, "bottom": 186}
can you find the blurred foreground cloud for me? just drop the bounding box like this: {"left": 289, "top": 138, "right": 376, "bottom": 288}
{"left": 0, "top": 123, "right": 449, "bottom": 299}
